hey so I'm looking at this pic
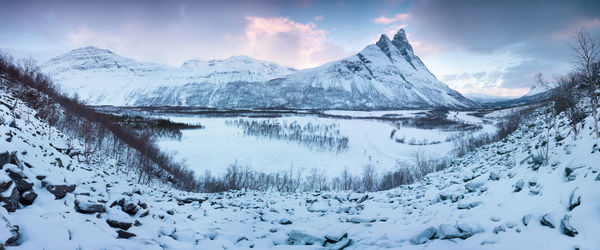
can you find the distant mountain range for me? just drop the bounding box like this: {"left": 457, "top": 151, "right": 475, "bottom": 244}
{"left": 41, "top": 29, "right": 477, "bottom": 110}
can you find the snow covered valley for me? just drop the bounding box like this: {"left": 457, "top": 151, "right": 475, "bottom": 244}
{"left": 2, "top": 86, "right": 599, "bottom": 249}
{"left": 143, "top": 109, "right": 496, "bottom": 177}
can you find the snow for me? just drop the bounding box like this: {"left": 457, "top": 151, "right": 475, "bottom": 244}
{"left": 0, "top": 77, "right": 599, "bottom": 249}
{"left": 40, "top": 29, "right": 476, "bottom": 109}
{"left": 155, "top": 111, "right": 493, "bottom": 177}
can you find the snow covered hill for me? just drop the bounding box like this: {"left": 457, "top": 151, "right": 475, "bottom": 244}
{"left": 41, "top": 30, "right": 477, "bottom": 109}
{"left": 1, "top": 73, "right": 598, "bottom": 249}
{"left": 41, "top": 46, "right": 296, "bottom": 105}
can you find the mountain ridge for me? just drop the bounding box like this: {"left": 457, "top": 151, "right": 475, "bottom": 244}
{"left": 41, "top": 29, "right": 478, "bottom": 110}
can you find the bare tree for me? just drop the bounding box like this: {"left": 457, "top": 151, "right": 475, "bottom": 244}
{"left": 570, "top": 30, "right": 600, "bottom": 138}
{"left": 555, "top": 73, "right": 584, "bottom": 139}
{"left": 536, "top": 73, "right": 555, "bottom": 165}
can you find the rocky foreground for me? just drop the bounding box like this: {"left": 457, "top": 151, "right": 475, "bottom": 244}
{"left": 0, "top": 86, "right": 598, "bottom": 249}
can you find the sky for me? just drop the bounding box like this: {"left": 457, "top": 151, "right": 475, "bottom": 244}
{"left": 1, "top": 0, "right": 599, "bottom": 97}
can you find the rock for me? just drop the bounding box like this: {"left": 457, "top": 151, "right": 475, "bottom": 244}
{"left": 456, "top": 223, "right": 484, "bottom": 239}
{"left": 0, "top": 214, "right": 19, "bottom": 246}
{"left": 121, "top": 202, "right": 139, "bottom": 216}
{"left": 540, "top": 213, "right": 555, "bottom": 228}
{"left": 325, "top": 237, "right": 351, "bottom": 249}
{"left": 74, "top": 199, "right": 106, "bottom": 214}
{"left": 514, "top": 180, "right": 524, "bottom": 192}
{"left": 278, "top": 218, "right": 292, "bottom": 225}
{"left": 45, "top": 184, "right": 76, "bottom": 199}
{"left": 568, "top": 189, "right": 581, "bottom": 211}
{"left": 357, "top": 195, "right": 368, "bottom": 203}
{"left": 166, "top": 209, "right": 175, "bottom": 215}
{"left": 35, "top": 175, "right": 46, "bottom": 181}
{"left": 0, "top": 173, "right": 12, "bottom": 193}
{"left": 522, "top": 214, "right": 532, "bottom": 226}
{"left": 287, "top": 230, "right": 323, "bottom": 245}
{"left": 565, "top": 166, "right": 582, "bottom": 181}
{"left": 0, "top": 152, "right": 10, "bottom": 167}
{"left": 560, "top": 215, "right": 577, "bottom": 237}
{"left": 5, "top": 167, "right": 33, "bottom": 192}
{"left": 410, "top": 226, "right": 437, "bottom": 245}
{"left": 596, "top": 173, "right": 600, "bottom": 181}
{"left": 488, "top": 171, "right": 500, "bottom": 181}
{"left": 493, "top": 225, "right": 506, "bottom": 234}
{"left": 2, "top": 187, "right": 19, "bottom": 212}
{"left": 106, "top": 219, "right": 132, "bottom": 230}
{"left": 437, "top": 224, "right": 462, "bottom": 239}
{"left": 19, "top": 190, "right": 37, "bottom": 206}
{"left": 465, "top": 181, "right": 485, "bottom": 193}
{"left": 462, "top": 172, "right": 475, "bottom": 182}
{"left": 457, "top": 202, "right": 470, "bottom": 210}
{"left": 324, "top": 233, "right": 348, "bottom": 244}
{"left": 116, "top": 230, "right": 136, "bottom": 239}
{"left": 529, "top": 185, "right": 541, "bottom": 195}
{"left": 346, "top": 217, "right": 375, "bottom": 224}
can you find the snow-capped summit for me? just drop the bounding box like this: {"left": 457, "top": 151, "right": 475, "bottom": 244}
{"left": 41, "top": 29, "right": 477, "bottom": 109}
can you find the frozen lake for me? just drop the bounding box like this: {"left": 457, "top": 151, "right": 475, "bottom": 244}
{"left": 147, "top": 110, "right": 496, "bottom": 177}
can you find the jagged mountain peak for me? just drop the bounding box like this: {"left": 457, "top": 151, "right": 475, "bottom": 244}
{"left": 391, "top": 29, "right": 413, "bottom": 53}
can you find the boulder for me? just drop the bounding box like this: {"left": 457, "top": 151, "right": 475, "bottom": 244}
{"left": 45, "top": 184, "right": 76, "bottom": 199}
{"left": 540, "top": 213, "right": 555, "bottom": 228}
{"left": 116, "top": 230, "right": 136, "bottom": 239}
{"left": 5, "top": 168, "right": 32, "bottom": 192}
{"left": 437, "top": 224, "right": 462, "bottom": 239}
{"left": 2, "top": 187, "right": 19, "bottom": 212}
{"left": 0, "top": 173, "right": 12, "bottom": 193}
{"left": 106, "top": 219, "right": 132, "bottom": 230}
{"left": 0, "top": 152, "right": 10, "bottom": 167}
{"left": 488, "top": 171, "right": 500, "bottom": 181}
{"left": 465, "top": 181, "right": 485, "bottom": 193}
{"left": 568, "top": 189, "right": 581, "bottom": 211}
{"left": 19, "top": 190, "right": 37, "bottom": 206}
{"left": 410, "top": 226, "right": 437, "bottom": 245}
{"left": 493, "top": 224, "right": 506, "bottom": 234}
{"left": 74, "top": 199, "right": 106, "bottom": 214}
{"left": 514, "top": 180, "right": 524, "bottom": 192}
{"left": 121, "top": 202, "right": 139, "bottom": 216}
{"left": 560, "top": 215, "right": 577, "bottom": 237}
{"left": 455, "top": 223, "right": 484, "bottom": 239}
{"left": 522, "top": 214, "right": 532, "bottom": 226}
{"left": 278, "top": 218, "right": 293, "bottom": 225}
{"left": 287, "top": 230, "right": 323, "bottom": 245}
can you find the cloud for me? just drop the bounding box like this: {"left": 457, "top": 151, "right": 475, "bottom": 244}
{"left": 240, "top": 16, "right": 351, "bottom": 69}
{"left": 374, "top": 13, "right": 411, "bottom": 24}
{"left": 443, "top": 70, "right": 528, "bottom": 96}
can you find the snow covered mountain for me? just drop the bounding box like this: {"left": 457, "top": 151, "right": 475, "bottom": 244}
{"left": 42, "top": 29, "right": 476, "bottom": 109}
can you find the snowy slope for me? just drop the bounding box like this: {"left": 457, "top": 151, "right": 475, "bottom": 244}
{"left": 0, "top": 77, "right": 598, "bottom": 249}
{"left": 42, "top": 30, "right": 477, "bottom": 109}
{"left": 41, "top": 46, "right": 296, "bottom": 105}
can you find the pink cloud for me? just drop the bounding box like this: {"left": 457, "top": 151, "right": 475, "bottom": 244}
{"left": 551, "top": 18, "right": 600, "bottom": 41}
{"left": 241, "top": 16, "right": 351, "bottom": 69}
{"left": 374, "top": 13, "right": 411, "bottom": 25}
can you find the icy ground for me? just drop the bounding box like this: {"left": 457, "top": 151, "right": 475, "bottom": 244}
{"left": 0, "top": 89, "right": 599, "bottom": 249}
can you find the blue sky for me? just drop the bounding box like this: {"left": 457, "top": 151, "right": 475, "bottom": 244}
{"left": 1, "top": 0, "right": 599, "bottom": 96}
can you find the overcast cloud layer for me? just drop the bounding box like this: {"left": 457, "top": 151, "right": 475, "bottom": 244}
{"left": 1, "top": 0, "right": 598, "bottom": 97}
